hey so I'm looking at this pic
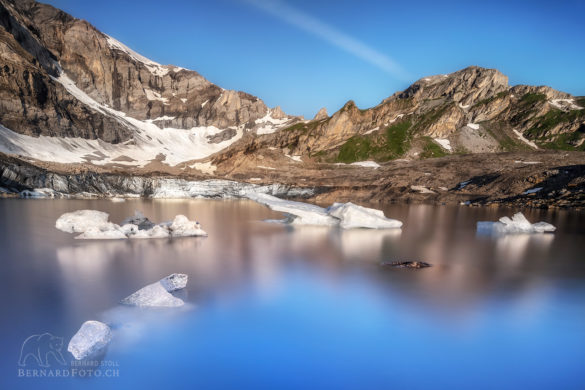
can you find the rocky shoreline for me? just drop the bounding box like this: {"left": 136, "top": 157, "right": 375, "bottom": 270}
{"left": 2, "top": 151, "right": 584, "bottom": 209}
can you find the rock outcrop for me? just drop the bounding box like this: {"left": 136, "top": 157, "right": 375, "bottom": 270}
{"left": 313, "top": 107, "right": 328, "bottom": 120}
{"left": 0, "top": 0, "right": 290, "bottom": 143}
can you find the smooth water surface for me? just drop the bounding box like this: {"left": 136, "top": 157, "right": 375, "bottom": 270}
{"left": 1, "top": 199, "right": 584, "bottom": 389}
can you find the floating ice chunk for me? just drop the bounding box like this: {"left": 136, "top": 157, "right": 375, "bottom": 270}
{"left": 74, "top": 223, "right": 127, "bottom": 240}
{"left": 477, "top": 212, "right": 556, "bottom": 235}
{"left": 326, "top": 203, "right": 402, "bottom": 229}
{"left": 246, "top": 192, "right": 338, "bottom": 226}
{"left": 120, "top": 224, "right": 139, "bottom": 236}
{"left": 159, "top": 273, "right": 188, "bottom": 292}
{"left": 121, "top": 274, "right": 188, "bottom": 307}
{"left": 246, "top": 192, "right": 402, "bottom": 229}
{"left": 531, "top": 222, "right": 557, "bottom": 233}
{"left": 121, "top": 283, "right": 183, "bottom": 307}
{"left": 131, "top": 225, "right": 171, "bottom": 239}
{"left": 169, "top": 215, "right": 208, "bottom": 237}
{"left": 56, "top": 210, "right": 206, "bottom": 239}
{"left": 56, "top": 210, "right": 111, "bottom": 233}
{"left": 68, "top": 321, "right": 112, "bottom": 360}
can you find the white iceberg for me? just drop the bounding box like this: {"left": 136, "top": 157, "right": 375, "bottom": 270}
{"left": 477, "top": 212, "right": 556, "bottom": 235}
{"left": 75, "top": 224, "right": 128, "bottom": 240}
{"left": 56, "top": 210, "right": 111, "bottom": 234}
{"left": 121, "top": 273, "right": 188, "bottom": 307}
{"left": 168, "top": 215, "right": 207, "bottom": 237}
{"left": 56, "top": 210, "right": 206, "bottom": 239}
{"left": 246, "top": 192, "right": 402, "bottom": 229}
{"left": 68, "top": 320, "right": 112, "bottom": 360}
{"left": 131, "top": 225, "right": 171, "bottom": 239}
{"left": 159, "top": 273, "right": 188, "bottom": 292}
{"left": 246, "top": 192, "right": 338, "bottom": 226}
{"left": 327, "top": 203, "right": 403, "bottom": 229}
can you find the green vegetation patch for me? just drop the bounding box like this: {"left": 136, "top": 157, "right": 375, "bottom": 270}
{"left": 419, "top": 137, "right": 447, "bottom": 159}
{"left": 473, "top": 91, "right": 509, "bottom": 108}
{"left": 336, "top": 121, "right": 411, "bottom": 163}
{"left": 525, "top": 108, "right": 585, "bottom": 139}
{"left": 519, "top": 93, "right": 547, "bottom": 106}
{"left": 538, "top": 129, "right": 585, "bottom": 151}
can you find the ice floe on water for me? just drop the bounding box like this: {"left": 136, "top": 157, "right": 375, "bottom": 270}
{"left": 121, "top": 274, "right": 188, "bottom": 308}
{"left": 477, "top": 212, "right": 556, "bottom": 235}
{"left": 68, "top": 320, "right": 112, "bottom": 360}
{"left": 246, "top": 192, "right": 402, "bottom": 229}
{"left": 56, "top": 210, "right": 207, "bottom": 239}
{"left": 68, "top": 274, "right": 189, "bottom": 359}
{"left": 327, "top": 202, "right": 403, "bottom": 229}
{"left": 56, "top": 210, "right": 111, "bottom": 233}
{"left": 247, "top": 192, "right": 338, "bottom": 226}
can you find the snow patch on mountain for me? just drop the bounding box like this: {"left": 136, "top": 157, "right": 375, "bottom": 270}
{"left": 0, "top": 73, "right": 245, "bottom": 167}
{"left": 255, "top": 110, "right": 291, "bottom": 135}
{"left": 433, "top": 138, "right": 452, "bottom": 151}
{"left": 105, "top": 35, "right": 170, "bottom": 77}
{"left": 350, "top": 161, "right": 380, "bottom": 168}
{"left": 549, "top": 99, "right": 582, "bottom": 111}
{"left": 513, "top": 129, "right": 538, "bottom": 149}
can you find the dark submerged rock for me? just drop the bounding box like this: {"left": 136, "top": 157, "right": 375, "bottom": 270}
{"left": 382, "top": 261, "right": 432, "bottom": 269}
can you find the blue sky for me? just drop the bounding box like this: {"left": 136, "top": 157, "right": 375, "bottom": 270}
{"left": 45, "top": 0, "right": 585, "bottom": 118}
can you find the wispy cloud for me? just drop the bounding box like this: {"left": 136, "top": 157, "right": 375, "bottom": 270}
{"left": 242, "top": 0, "right": 410, "bottom": 81}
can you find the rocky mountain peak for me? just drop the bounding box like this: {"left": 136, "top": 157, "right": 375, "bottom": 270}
{"left": 0, "top": 0, "right": 294, "bottom": 145}
{"left": 395, "top": 66, "right": 509, "bottom": 106}
{"left": 313, "top": 107, "right": 328, "bottom": 120}
{"left": 271, "top": 106, "right": 287, "bottom": 120}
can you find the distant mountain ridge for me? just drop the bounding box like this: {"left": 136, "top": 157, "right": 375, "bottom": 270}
{"left": 234, "top": 66, "right": 584, "bottom": 168}
{"left": 0, "top": 0, "right": 583, "bottom": 172}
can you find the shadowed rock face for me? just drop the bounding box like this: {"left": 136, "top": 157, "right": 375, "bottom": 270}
{"left": 0, "top": 0, "right": 274, "bottom": 142}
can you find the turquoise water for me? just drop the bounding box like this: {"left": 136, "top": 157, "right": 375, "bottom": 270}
{"left": 1, "top": 199, "right": 584, "bottom": 389}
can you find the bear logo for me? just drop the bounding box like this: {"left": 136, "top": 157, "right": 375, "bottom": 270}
{"left": 18, "top": 333, "right": 66, "bottom": 367}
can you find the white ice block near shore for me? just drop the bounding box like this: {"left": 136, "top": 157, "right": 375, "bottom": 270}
{"left": 477, "top": 212, "right": 556, "bottom": 235}
{"left": 247, "top": 192, "right": 338, "bottom": 226}
{"left": 327, "top": 202, "right": 403, "bottom": 229}
{"left": 246, "top": 192, "right": 402, "bottom": 229}
{"left": 68, "top": 321, "right": 112, "bottom": 360}
{"left": 56, "top": 210, "right": 207, "bottom": 239}
{"left": 121, "top": 274, "right": 188, "bottom": 307}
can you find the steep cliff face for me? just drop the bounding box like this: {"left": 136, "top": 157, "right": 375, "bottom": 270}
{"left": 0, "top": 0, "right": 135, "bottom": 142}
{"left": 0, "top": 0, "right": 291, "bottom": 144}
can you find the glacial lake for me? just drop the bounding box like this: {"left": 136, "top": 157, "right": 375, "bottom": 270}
{"left": 1, "top": 199, "right": 585, "bottom": 389}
